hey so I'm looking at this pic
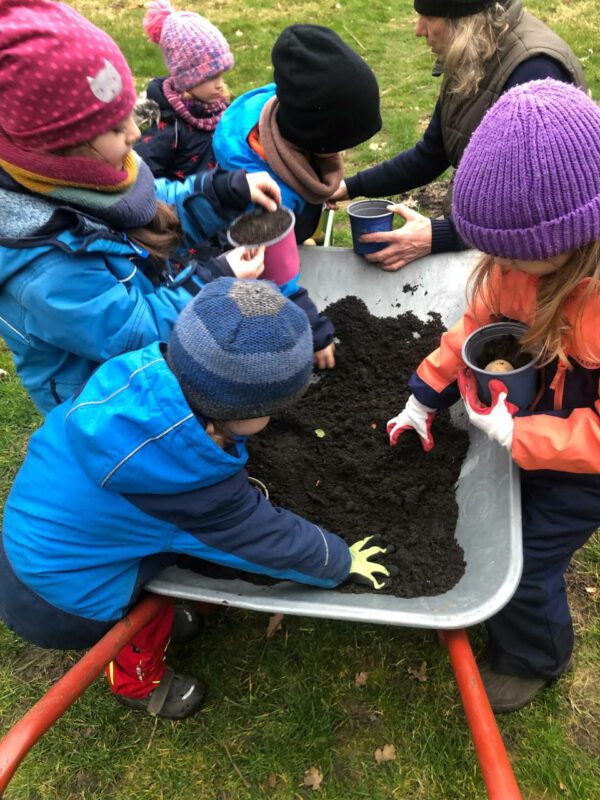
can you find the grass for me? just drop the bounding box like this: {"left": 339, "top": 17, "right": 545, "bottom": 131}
{"left": 1, "top": 1, "right": 600, "bottom": 798}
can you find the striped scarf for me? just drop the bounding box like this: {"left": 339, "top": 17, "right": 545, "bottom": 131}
{"left": 0, "top": 131, "right": 156, "bottom": 229}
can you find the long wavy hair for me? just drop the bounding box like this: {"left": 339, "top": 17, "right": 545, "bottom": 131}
{"left": 127, "top": 200, "right": 183, "bottom": 261}
{"left": 467, "top": 241, "right": 600, "bottom": 366}
{"left": 444, "top": 3, "right": 510, "bottom": 96}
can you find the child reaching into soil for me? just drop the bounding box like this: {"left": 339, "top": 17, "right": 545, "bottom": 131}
{"left": 0, "top": 0, "right": 279, "bottom": 414}
{"left": 135, "top": 0, "right": 233, "bottom": 180}
{"left": 0, "top": 279, "right": 395, "bottom": 720}
{"left": 387, "top": 80, "right": 600, "bottom": 713}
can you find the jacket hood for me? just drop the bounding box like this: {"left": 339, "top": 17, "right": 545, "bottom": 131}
{"left": 145, "top": 77, "right": 178, "bottom": 122}
{"left": 63, "top": 342, "right": 248, "bottom": 493}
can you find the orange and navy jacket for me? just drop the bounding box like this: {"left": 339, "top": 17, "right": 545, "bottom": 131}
{"left": 409, "top": 266, "right": 600, "bottom": 475}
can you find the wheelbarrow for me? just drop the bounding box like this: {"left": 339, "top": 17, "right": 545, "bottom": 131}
{"left": 0, "top": 246, "right": 523, "bottom": 798}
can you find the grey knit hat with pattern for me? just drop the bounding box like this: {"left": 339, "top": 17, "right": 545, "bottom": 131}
{"left": 167, "top": 278, "right": 314, "bottom": 419}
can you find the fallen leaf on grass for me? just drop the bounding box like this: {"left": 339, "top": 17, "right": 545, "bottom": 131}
{"left": 0, "top": 368, "right": 8, "bottom": 380}
{"left": 261, "top": 773, "right": 282, "bottom": 790}
{"left": 407, "top": 661, "right": 428, "bottom": 682}
{"left": 303, "top": 766, "right": 323, "bottom": 790}
{"left": 266, "top": 613, "right": 284, "bottom": 638}
{"left": 354, "top": 671, "right": 369, "bottom": 686}
{"left": 374, "top": 744, "right": 396, "bottom": 764}
{"left": 584, "top": 586, "right": 597, "bottom": 595}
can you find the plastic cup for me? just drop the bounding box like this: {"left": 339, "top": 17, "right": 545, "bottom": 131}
{"left": 227, "top": 207, "right": 297, "bottom": 285}
{"left": 347, "top": 199, "right": 394, "bottom": 255}
{"left": 462, "top": 321, "right": 540, "bottom": 409}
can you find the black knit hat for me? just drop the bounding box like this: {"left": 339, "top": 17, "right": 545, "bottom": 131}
{"left": 414, "top": 0, "right": 498, "bottom": 18}
{"left": 272, "top": 24, "right": 381, "bottom": 153}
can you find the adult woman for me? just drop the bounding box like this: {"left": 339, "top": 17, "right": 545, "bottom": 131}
{"left": 330, "top": 0, "right": 585, "bottom": 270}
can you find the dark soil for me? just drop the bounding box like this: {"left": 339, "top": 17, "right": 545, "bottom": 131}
{"left": 477, "top": 334, "right": 530, "bottom": 370}
{"left": 399, "top": 180, "right": 450, "bottom": 217}
{"left": 228, "top": 207, "right": 292, "bottom": 246}
{"left": 247, "top": 297, "right": 469, "bottom": 597}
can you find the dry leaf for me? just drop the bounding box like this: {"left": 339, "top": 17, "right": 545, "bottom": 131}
{"left": 303, "top": 766, "right": 323, "bottom": 791}
{"left": 354, "top": 671, "right": 369, "bottom": 686}
{"left": 262, "top": 773, "right": 278, "bottom": 789}
{"left": 266, "top": 613, "right": 284, "bottom": 638}
{"left": 408, "top": 661, "right": 428, "bottom": 682}
{"left": 374, "top": 744, "right": 396, "bottom": 764}
{"left": 584, "top": 586, "right": 597, "bottom": 594}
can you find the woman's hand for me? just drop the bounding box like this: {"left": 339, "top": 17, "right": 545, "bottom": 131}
{"left": 361, "top": 204, "right": 433, "bottom": 271}
{"left": 245, "top": 171, "right": 281, "bottom": 212}
{"left": 326, "top": 180, "right": 348, "bottom": 209}
{"left": 224, "top": 246, "right": 265, "bottom": 279}
{"left": 314, "top": 342, "right": 336, "bottom": 369}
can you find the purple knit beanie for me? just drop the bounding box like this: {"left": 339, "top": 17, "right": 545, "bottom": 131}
{"left": 453, "top": 80, "right": 600, "bottom": 260}
{"left": 144, "top": 0, "right": 233, "bottom": 93}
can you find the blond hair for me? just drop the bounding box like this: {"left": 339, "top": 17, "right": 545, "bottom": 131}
{"left": 468, "top": 241, "right": 600, "bottom": 366}
{"left": 444, "top": 3, "right": 510, "bottom": 96}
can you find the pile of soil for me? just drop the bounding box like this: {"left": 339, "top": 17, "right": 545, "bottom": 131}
{"left": 228, "top": 207, "right": 292, "bottom": 246}
{"left": 477, "top": 334, "right": 530, "bottom": 371}
{"left": 247, "top": 297, "right": 469, "bottom": 597}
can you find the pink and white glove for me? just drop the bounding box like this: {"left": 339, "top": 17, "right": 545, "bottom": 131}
{"left": 457, "top": 368, "right": 518, "bottom": 450}
{"left": 387, "top": 394, "right": 436, "bottom": 451}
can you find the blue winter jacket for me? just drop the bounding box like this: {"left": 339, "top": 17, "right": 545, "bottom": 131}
{"left": 211, "top": 85, "right": 334, "bottom": 351}
{"left": 213, "top": 84, "right": 322, "bottom": 243}
{"left": 0, "top": 342, "right": 351, "bottom": 648}
{"left": 0, "top": 168, "right": 248, "bottom": 414}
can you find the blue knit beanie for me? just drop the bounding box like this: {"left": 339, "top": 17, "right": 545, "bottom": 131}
{"left": 167, "top": 278, "right": 314, "bottom": 419}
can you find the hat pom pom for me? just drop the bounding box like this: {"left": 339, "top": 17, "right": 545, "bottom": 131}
{"left": 143, "top": 0, "right": 173, "bottom": 43}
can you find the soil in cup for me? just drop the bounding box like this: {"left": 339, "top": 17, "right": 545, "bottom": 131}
{"left": 228, "top": 207, "right": 291, "bottom": 245}
{"left": 476, "top": 334, "right": 530, "bottom": 371}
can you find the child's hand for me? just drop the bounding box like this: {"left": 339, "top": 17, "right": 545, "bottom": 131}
{"left": 314, "top": 342, "right": 336, "bottom": 369}
{"left": 246, "top": 171, "right": 281, "bottom": 212}
{"left": 225, "top": 246, "right": 265, "bottom": 279}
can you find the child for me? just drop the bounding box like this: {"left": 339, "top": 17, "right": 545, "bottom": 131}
{"left": 387, "top": 80, "right": 600, "bottom": 712}
{"left": 135, "top": 0, "right": 233, "bottom": 180}
{"left": 0, "top": 0, "right": 279, "bottom": 415}
{"left": 213, "top": 24, "right": 382, "bottom": 369}
{"left": 0, "top": 278, "right": 395, "bottom": 720}
{"left": 214, "top": 24, "right": 381, "bottom": 245}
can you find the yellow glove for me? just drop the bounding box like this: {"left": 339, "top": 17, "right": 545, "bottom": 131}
{"left": 348, "top": 536, "right": 394, "bottom": 590}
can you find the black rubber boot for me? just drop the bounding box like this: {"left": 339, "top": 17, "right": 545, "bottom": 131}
{"left": 479, "top": 662, "right": 548, "bottom": 713}
{"left": 115, "top": 668, "right": 205, "bottom": 720}
{"left": 171, "top": 603, "right": 204, "bottom": 644}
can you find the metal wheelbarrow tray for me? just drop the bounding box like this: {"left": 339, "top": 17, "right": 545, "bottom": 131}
{"left": 148, "top": 247, "right": 523, "bottom": 629}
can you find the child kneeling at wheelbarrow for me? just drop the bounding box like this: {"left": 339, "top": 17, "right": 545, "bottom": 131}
{"left": 388, "top": 80, "right": 600, "bottom": 713}
{"left": 0, "top": 278, "right": 395, "bottom": 720}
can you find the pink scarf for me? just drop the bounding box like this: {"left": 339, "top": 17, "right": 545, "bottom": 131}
{"left": 163, "top": 77, "right": 228, "bottom": 132}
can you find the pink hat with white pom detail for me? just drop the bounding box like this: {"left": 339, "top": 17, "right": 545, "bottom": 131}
{"left": 0, "top": 0, "right": 136, "bottom": 152}
{"left": 144, "top": 0, "right": 234, "bottom": 93}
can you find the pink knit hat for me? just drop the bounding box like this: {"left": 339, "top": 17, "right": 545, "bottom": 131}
{"left": 0, "top": 0, "right": 136, "bottom": 152}
{"left": 144, "top": 0, "right": 234, "bottom": 93}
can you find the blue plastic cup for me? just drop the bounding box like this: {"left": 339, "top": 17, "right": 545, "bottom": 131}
{"left": 347, "top": 199, "right": 394, "bottom": 255}
{"left": 462, "top": 322, "right": 540, "bottom": 409}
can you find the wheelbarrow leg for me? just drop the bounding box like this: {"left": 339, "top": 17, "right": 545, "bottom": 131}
{"left": 0, "top": 593, "right": 169, "bottom": 797}
{"left": 439, "top": 628, "right": 522, "bottom": 800}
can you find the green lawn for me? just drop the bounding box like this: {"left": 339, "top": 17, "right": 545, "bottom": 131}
{"left": 1, "top": 1, "right": 599, "bottom": 798}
